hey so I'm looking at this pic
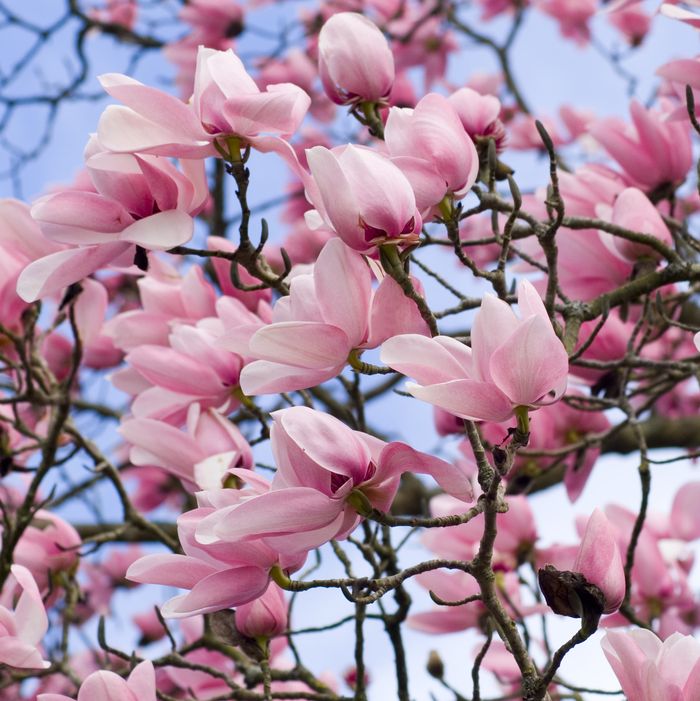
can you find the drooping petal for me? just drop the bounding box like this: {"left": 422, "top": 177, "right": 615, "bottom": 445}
{"left": 380, "top": 334, "right": 472, "bottom": 385}
{"left": 17, "top": 242, "right": 132, "bottom": 302}
{"left": 160, "top": 566, "right": 270, "bottom": 617}
{"left": 378, "top": 442, "right": 473, "bottom": 502}
{"left": 126, "top": 554, "right": 218, "bottom": 588}
{"left": 407, "top": 379, "right": 514, "bottom": 422}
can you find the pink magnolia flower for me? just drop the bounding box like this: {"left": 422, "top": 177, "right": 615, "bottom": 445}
{"left": 0, "top": 199, "right": 63, "bottom": 327}
{"left": 536, "top": 0, "right": 597, "bottom": 46}
{"left": 390, "top": 14, "right": 458, "bottom": 89}
{"left": 0, "top": 565, "right": 49, "bottom": 669}
{"left": 194, "top": 406, "right": 473, "bottom": 556}
{"left": 570, "top": 509, "right": 625, "bottom": 614}
{"left": 590, "top": 100, "right": 692, "bottom": 191}
{"left": 657, "top": 56, "right": 700, "bottom": 121}
{"left": 105, "top": 265, "right": 218, "bottom": 351}
{"left": 318, "top": 13, "right": 394, "bottom": 106}
{"left": 127, "top": 470, "right": 307, "bottom": 617}
{"left": 381, "top": 279, "right": 569, "bottom": 422}
{"left": 607, "top": 2, "right": 651, "bottom": 45}
{"left": 602, "top": 187, "right": 673, "bottom": 263}
{"left": 236, "top": 583, "right": 288, "bottom": 639}
{"left": 226, "top": 238, "right": 429, "bottom": 395}
{"left": 97, "top": 46, "right": 310, "bottom": 159}
{"left": 117, "top": 308, "right": 248, "bottom": 422}
{"left": 11, "top": 509, "right": 81, "bottom": 597}
{"left": 448, "top": 87, "right": 507, "bottom": 152}
{"left": 38, "top": 660, "right": 157, "bottom": 701}
{"left": 305, "top": 145, "right": 422, "bottom": 252}
{"left": 384, "top": 93, "right": 479, "bottom": 213}
{"left": 671, "top": 482, "right": 700, "bottom": 542}
{"left": 18, "top": 145, "right": 208, "bottom": 302}
{"left": 602, "top": 629, "right": 700, "bottom": 700}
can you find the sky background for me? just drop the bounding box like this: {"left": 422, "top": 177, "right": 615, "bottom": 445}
{"left": 2, "top": 0, "right": 700, "bottom": 698}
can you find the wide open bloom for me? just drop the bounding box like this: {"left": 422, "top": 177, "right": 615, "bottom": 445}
{"left": 305, "top": 145, "right": 422, "bottom": 252}
{"left": 225, "top": 238, "right": 429, "bottom": 395}
{"left": 97, "top": 46, "right": 310, "bottom": 158}
{"left": 17, "top": 143, "right": 208, "bottom": 301}
{"left": 318, "top": 12, "right": 394, "bottom": 106}
{"left": 194, "top": 406, "right": 473, "bottom": 556}
{"left": 602, "top": 629, "right": 700, "bottom": 700}
{"left": 384, "top": 93, "right": 479, "bottom": 213}
{"left": 0, "top": 565, "right": 50, "bottom": 669}
{"left": 38, "top": 660, "right": 157, "bottom": 701}
{"left": 590, "top": 99, "right": 692, "bottom": 191}
{"left": 381, "top": 279, "right": 569, "bottom": 422}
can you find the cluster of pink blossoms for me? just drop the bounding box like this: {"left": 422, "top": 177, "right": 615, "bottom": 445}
{"left": 3, "top": 0, "right": 700, "bottom": 698}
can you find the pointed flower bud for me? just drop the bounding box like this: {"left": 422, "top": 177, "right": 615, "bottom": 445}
{"left": 318, "top": 13, "right": 394, "bottom": 106}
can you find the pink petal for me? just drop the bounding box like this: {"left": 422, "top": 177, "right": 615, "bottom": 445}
{"left": 306, "top": 147, "right": 361, "bottom": 246}
{"left": 118, "top": 210, "right": 193, "bottom": 249}
{"left": 407, "top": 379, "right": 514, "bottom": 422}
{"left": 11, "top": 565, "right": 48, "bottom": 646}
{"left": 489, "top": 315, "right": 569, "bottom": 407}
{"left": 0, "top": 638, "right": 49, "bottom": 669}
{"left": 314, "top": 239, "right": 371, "bottom": 347}
{"left": 249, "top": 321, "right": 350, "bottom": 368}
{"left": 17, "top": 242, "right": 132, "bottom": 302}
{"left": 471, "top": 293, "right": 518, "bottom": 383}
{"left": 367, "top": 275, "right": 430, "bottom": 347}
{"left": 207, "top": 487, "right": 344, "bottom": 543}
{"left": 160, "top": 567, "right": 270, "bottom": 617}
{"left": 97, "top": 105, "right": 212, "bottom": 158}
{"left": 379, "top": 443, "right": 473, "bottom": 502}
{"left": 126, "top": 660, "right": 156, "bottom": 700}
{"left": 126, "top": 554, "right": 217, "bottom": 588}
{"left": 272, "top": 406, "right": 372, "bottom": 484}
{"left": 380, "top": 334, "right": 472, "bottom": 385}
{"left": 240, "top": 360, "right": 341, "bottom": 395}
{"left": 77, "top": 671, "right": 131, "bottom": 701}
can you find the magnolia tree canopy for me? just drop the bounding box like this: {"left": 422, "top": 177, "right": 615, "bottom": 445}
{"left": 1, "top": 0, "right": 700, "bottom": 700}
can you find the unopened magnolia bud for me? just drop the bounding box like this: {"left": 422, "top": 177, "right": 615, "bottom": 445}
{"left": 427, "top": 650, "right": 444, "bottom": 679}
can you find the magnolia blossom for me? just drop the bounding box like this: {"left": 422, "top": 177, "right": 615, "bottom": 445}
{"left": 602, "top": 629, "right": 700, "bottom": 700}
{"left": 448, "top": 87, "right": 506, "bottom": 151}
{"left": 17, "top": 144, "right": 208, "bottom": 302}
{"left": 225, "top": 238, "right": 429, "bottom": 394}
{"left": 381, "top": 279, "right": 569, "bottom": 422}
{"left": 317, "top": 12, "right": 394, "bottom": 105}
{"left": 235, "top": 583, "right": 288, "bottom": 639}
{"left": 384, "top": 93, "right": 479, "bottom": 212}
{"left": 0, "top": 565, "right": 49, "bottom": 669}
{"left": 194, "top": 406, "right": 473, "bottom": 556}
{"left": 601, "top": 187, "right": 673, "bottom": 263}
{"left": 571, "top": 509, "right": 625, "bottom": 614}
{"left": 97, "top": 46, "right": 310, "bottom": 159}
{"left": 38, "top": 660, "right": 157, "bottom": 701}
{"left": 305, "top": 145, "right": 422, "bottom": 252}
{"left": 127, "top": 469, "right": 307, "bottom": 617}
{"left": 590, "top": 100, "right": 692, "bottom": 190}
